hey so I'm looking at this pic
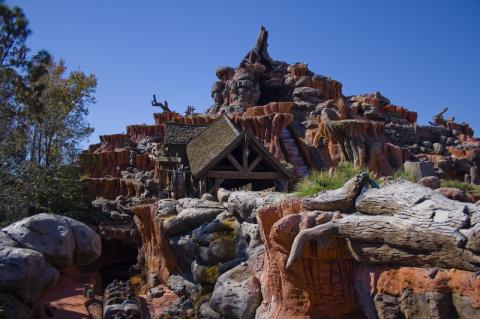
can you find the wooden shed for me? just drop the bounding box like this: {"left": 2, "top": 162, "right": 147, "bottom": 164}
{"left": 186, "top": 115, "right": 292, "bottom": 195}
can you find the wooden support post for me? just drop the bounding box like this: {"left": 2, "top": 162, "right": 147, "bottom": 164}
{"left": 242, "top": 137, "right": 248, "bottom": 172}
{"left": 281, "top": 180, "right": 288, "bottom": 193}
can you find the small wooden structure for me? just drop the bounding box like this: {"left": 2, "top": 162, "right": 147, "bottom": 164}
{"left": 187, "top": 115, "right": 292, "bottom": 195}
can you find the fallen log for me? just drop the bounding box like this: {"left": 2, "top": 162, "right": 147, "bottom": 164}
{"left": 287, "top": 178, "right": 480, "bottom": 271}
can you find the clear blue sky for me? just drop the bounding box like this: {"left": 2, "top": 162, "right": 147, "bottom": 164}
{"left": 8, "top": 0, "right": 480, "bottom": 145}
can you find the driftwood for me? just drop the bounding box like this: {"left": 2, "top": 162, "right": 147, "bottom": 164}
{"left": 287, "top": 176, "right": 480, "bottom": 271}
{"left": 303, "top": 172, "right": 370, "bottom": 212}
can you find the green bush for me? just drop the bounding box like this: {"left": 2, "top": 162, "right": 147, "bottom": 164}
{"left": 294, "top": 162, "right": 367, "bottom": 197}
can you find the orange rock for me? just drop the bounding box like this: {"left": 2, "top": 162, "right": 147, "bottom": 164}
{"left": 127, "top": 124, "right": 164, "bottom": 143}
{"left": 132, "top": 204, "right": 181, "bottom": 285}
{"left": 256, "top": 201, "right": 361, "bottom": 319}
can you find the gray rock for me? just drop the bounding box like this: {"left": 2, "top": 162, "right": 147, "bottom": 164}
{"left": 0, "top": 246, "right": 59, "bottom": 303}
{"left": 417, "top": 176, "right": 441, "bottom": 190}
{"left": 167, "top": 275, "right": 194, "bottom": 297}
{"left": 452, "top": 293, "right": 480, "bottom": 319}
{"left": 64, "top": 216, "right": 101, "bottom": 265}
{"left": 201, "top": 193, "right": 216, "bottom": 202}
{"left": 228, "top": 191, "right": 288, "bottom": 222}
{"left": 170, "top": 234, "right": 196, "bottom": 271}
{"left": 433, "top": 142, "right": 445, "bottom": 155}
{"left": 374, "top": 293, "right": 402, "bottom": 319}
{"left": 404, "top": 161, "right": 436, "bottom": 181}
{"left": 163, "top": 207, "right": 225, "bottom": 237}
{"left": 216, "top": 188, "right": 232, "bottom": 206}
{"left": 156, "top": 198, "right": 178, "bottom": 217}
{"left": 176, "top": 198, "right": 223, "bottom": 212}
{"left": 422, "top": 140, "right": 433, "bottom": 148}
{"left": 293, "top": 87, "right": 323, "bottom": 104}
{"left": 148, "top": 286, "right": 164, "bottom": 299}
{"left": 0, "top": 292, "right": 32, "bottom": 319}
{"left": 240, "top": 222, "right": 262, "bottom": 253}
{"left": 0, "top": 231, "right": 18, "bottom": 247}
{"left": 398, "top": 289, "right": 457, "bottom": 319}
{"left": 210, "top": 264, "right": 261, "bottom": 319}
{"left": 198, "top": 301, "right": 221, "bottom": 319}
{"left": 3, "top": 213, "right": 76, "bottom": 267}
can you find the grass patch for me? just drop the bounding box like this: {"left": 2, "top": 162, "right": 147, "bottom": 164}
{"left": 391, "top": 169, "right": 416, "bottom": 182}
{"left": 441, "top": 179, "right": 480, "bottom": 196}
{"left": 294, "top": 162, "right": 367, "bottom": 197}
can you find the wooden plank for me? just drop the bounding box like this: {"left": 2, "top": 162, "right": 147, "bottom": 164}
{"left": 242, "top": 137, "right": 248, "bottom": 171}
{"left": 205, "top": 171, "right": 284, "bottom": 180}
{"left": 227, "top": 154, "right": 243, "bottom": 172}
{"left": 248, "top": 154, "right": 263, "bottom": 172}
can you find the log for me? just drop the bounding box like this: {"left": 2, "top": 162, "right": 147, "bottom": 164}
{"left": 302, "top": 172, "right": 371, "bottom": 212}
{"left": 287, "top": 179, "right": 480, "bottom": 271}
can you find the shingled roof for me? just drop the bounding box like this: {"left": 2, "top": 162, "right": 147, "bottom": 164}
{"left": 187, "top": 115, "right": 242, "bottom": 176}
{"left": 164, "top": 122, "right": 207, "bottom": 145}
{"left": 187, "top": 115, "right": 292, "bottom": 180}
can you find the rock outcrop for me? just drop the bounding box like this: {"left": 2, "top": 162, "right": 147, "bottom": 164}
{"left": 0, "top": 214, "right": 101, "bottom": 317}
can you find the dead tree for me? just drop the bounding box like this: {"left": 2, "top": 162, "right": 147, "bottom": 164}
{"left": 151, "top": 94, "right": 171, "bottom": 112}
{"left": 287, "top": 175, "right": 480, "bottom": 272}
{"left": 242, "top": 26, "right": 274, "bottom": 69}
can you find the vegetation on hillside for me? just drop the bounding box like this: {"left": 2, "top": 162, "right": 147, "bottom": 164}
{"left": 0, "top": 1, "right": 96, "bottom": 225}
{"left": 294, "top": 162, "right": 368, "bottom": 197}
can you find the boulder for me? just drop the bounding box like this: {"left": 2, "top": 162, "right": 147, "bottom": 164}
{"left": 0, "top": 292, "right": 32, "bottom": 319}
{"left": 64, "top": 216, "right": 102, "bottom": 265}
{"left": 3, "top": 213, "right": 101, "bottom": 268}
{"left": 3, "top": 213, "right": 76, "bottom": 267}
{"left": 210, "top": 264, "right": 262, "bottom": 319}
{"left": 0, "top": 231, "right": 18, "bottom": 247}
{"left": 163, "top": 207, "right": 225, "bottom": 237}
{"left": 435, "top": 187, "right": 470, "bottom": 202}
{"left": 0, "top": 246, "right": 59, "bottom": 303}
{"left": 227, "top": 191, "right": 288, "bottom": 222}
{"left": 404, "top": 161, "right": 436, "bottom": 180}
{"left": 418, "top": 176, "right": 441, "bottom": 190}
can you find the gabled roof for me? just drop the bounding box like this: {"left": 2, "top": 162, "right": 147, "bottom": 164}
{"left": 164, "top": 122, "right": 207, "bottom": 145}
{"left": 187, "top": 115, "right": 240, "bottom": 176}
{"left": 187, "top": 115, "right": 292, "bottom": 179}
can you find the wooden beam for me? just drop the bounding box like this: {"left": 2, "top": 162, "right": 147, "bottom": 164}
{"left": 227, "top": 154, "right": 243, "bottom": 172}
{"left": 248, "top": 154, "right": 263, "bottom": 172}
{"left": 205, "top": 170, "right": 285, "bottom": 180}
{"left": 242, "top": 138, "right": 248, "bottom": 171}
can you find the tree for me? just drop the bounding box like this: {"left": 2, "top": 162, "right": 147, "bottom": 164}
{"left": 0, "top": 2, "right": 97, "bottom": 224}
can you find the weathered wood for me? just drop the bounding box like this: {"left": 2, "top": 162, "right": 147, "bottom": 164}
{"left": 205, "top": 171, "right": 285, "bottom": 180}
{"left": 287, "top": 179, "right": 480, "bottom": 271}
{"left": 302, "top": 172, "right": 370, "bottom": 212}
{"left": 248, "top": 154, "right": 263, "bottom": 172}
{"left": 227, "top": 154, "right": 243, "bottom": 172}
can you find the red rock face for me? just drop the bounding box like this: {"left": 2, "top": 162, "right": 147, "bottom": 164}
{"left": 256, "top": 200, "right": 361, "bottom": 319}
{"left": 79, "top": 149, "right": 130, "bottom": 178}
{"left": 127, "top": 124, "right": 164, "bottom": 143}
{"left": 306, "top": 115, "right": 405, "bottom": 176}
{"left": 132, "top": 204, "right": 181, "bottom": 284}
{"left": 85, "top": 177, "right": 146, "bottom": 200}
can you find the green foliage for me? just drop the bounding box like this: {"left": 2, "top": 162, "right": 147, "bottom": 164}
{"left": 440, "top": 179, "right": 480, "bottom": 196}
{"left": 0, "top": 2, "right": 97, "bottom": 225}
{"left": 294, "top": 162, "right": 366, "bottom": 197}
{"left": 391, "top": 169, "right": 416, "bottom": 182}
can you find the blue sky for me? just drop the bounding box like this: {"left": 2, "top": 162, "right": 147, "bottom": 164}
{"left": 8, "top": 0, "right": 480, "bottom": 145}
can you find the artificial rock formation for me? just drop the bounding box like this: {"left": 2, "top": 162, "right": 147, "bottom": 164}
{"left": 0, "top": 214, "right": 101, "bottom": 318}
{"left": 70, "top": 26, "right": 480, "bottom": 319}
